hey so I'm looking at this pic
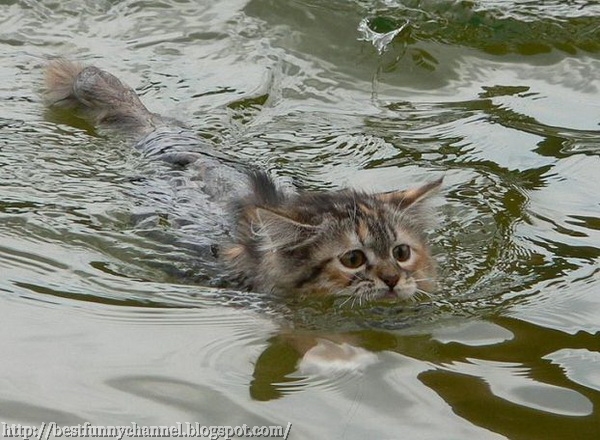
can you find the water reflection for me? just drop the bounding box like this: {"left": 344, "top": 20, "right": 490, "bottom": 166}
{"left": 357, "top": 0, "right": 600, "bottom": 55}
{"left": 248, "top": 315, "right": 599, "bottom": 438}
{"left": 107, "top": 376, "right": 278, "bottom": 425}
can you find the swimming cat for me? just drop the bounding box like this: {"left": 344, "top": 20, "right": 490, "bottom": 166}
{"left": 44, "top": 59, "right": 442, "bottom": 303}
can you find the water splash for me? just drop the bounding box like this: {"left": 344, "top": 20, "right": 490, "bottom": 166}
{"left": 357, "top": 16, "right": 410, "bottom": 54}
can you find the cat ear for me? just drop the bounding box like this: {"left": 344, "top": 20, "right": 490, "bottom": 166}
{"left": 252, "top": 207, "right": 321, "bottom": 250}
{"left": 376, "top": 177, "right": 443, "bottom": 209}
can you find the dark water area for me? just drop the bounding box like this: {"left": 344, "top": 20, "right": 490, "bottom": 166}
{"left": 1, "top": 0, "right": 599, "bottom": 438}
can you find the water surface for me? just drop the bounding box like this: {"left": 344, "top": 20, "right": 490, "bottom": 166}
{"left": 1, "top": 0, "right": 599, "bottom": 438}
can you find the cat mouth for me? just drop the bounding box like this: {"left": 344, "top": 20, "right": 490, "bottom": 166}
{"left": 382, "top": 290, "right": 400, "bottom": 299}
{"left": 336, "top": 287, "right": 416, "bottom": 307}
{"left": 370, "top": 288, "right": 415, "bottom": 302}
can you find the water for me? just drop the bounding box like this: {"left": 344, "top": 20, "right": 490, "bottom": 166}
{"left": 1, "top": 0, "right": 599, "bottom": 438}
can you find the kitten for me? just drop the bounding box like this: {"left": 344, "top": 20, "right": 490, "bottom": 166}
{"left": 44, "top": 59, "right": 441, "bottom": 302}
{"left": 226, "top": 172, "right": 441, "bottom": 302}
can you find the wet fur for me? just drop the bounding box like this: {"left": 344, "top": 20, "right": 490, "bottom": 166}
{"left": 44, "top": 58, "right": 441, "bottom": 303}
{"left": 225, "top": 172, "right": 440, "bottom": 300}
{"left": 45, "top": 58, "right": 162, "bottom": 138}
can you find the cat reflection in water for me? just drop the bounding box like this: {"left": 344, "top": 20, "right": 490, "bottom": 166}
{"left": 44, "top": 59, "right": 442, "bottom": 304}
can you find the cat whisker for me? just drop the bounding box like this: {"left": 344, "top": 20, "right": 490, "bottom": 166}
{"left": 416, "top": 261, "right": 436, "bottom": 272}
{"left": 412, "top": 288, "right": 433, "bottom": 302}
{"left": 360, "top": 289, "right": 371, "bottom": 308}
{"left": 412, "top": 277, "right": 435, "bottom": 284}
{"left": 357, "top": 290, "right": 367, "bottom": 308}
{"left": 338, "top": 294, "right": 354, "bottom": 309}
{"left": 417, "top": 288, "right": 432, "bottom": 297}
{"left": 360, "top": 292, "right": 367, "bottom": 308}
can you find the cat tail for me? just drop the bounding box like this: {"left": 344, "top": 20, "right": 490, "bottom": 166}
{"left": 44, "top": 58, "right": 161, "bottom": 137}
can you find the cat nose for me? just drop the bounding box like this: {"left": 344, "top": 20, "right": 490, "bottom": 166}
{"left": 379, "top": 273, "right": 400, "bottom": 289}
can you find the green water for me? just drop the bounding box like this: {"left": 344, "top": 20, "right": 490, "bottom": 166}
{"left": 1, "top": 0, "right": 599, "bottom": 438}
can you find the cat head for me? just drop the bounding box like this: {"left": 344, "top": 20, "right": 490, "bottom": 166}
{"left": 224, "top": 173, "right": 442, "bottom": 303}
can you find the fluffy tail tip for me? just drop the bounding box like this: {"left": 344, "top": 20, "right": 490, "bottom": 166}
{"left": 44, "top": 58, "right": 85, "bottom": 108}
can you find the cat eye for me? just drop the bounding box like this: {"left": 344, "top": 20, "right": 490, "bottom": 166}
{"left": 392, "top": 244, "right": 411, "bottom": 262}
{"left": 339, "top": 250, "right": 367, "bottom": 269}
